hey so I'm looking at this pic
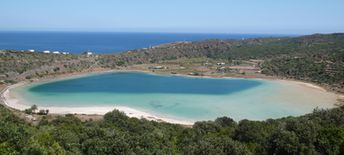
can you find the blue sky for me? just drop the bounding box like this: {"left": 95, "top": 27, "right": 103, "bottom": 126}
{"left": 0, "top": 0, "right": 343, "bottom": 34}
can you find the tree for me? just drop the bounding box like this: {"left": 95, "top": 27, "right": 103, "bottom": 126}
{"left": 24, "top": 105, "right": 39, "bottom": 114}
{"left": 316, "top": 128, "right": 344, "bottom": 154}
{"left": 234, "top": 120, "right": 270, "bottom": 144}
{"left": 24, "top": 108, "right": 33, "bottom": 114}
{"left": 31, "top": 105, "right": 38, "bottom": 111}
{"left": 183, "top": 136, "right": 252, "bottom": 155}
{"left": 38, "top": 110, "right": 46, "bottom": 115}
{"left": 0, "top": 142, "right": 16, "bottom": 155}
{"left": 267, "top": 130, "right": 300, "bottom": 155}
{"left": 215, "top": 117, "right": 237, "bottom": 128}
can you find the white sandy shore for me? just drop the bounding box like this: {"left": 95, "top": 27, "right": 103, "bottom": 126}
{"left": 0, "top": 70, "right": 339, "bottom": 126}
{"left": 277, "top": 79, "right": 327, "bottom": 92}
{"left": 1, "top": 84, "right": 194, "bottom": 125}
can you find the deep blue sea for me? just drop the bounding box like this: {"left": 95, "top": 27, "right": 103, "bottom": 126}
{"left": 0, "top": 31, "right": 288, "bottom": 54}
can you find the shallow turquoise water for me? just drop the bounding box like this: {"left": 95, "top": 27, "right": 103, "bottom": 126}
{"left": 13, "top": 72, "right": 336, "bottom": 121}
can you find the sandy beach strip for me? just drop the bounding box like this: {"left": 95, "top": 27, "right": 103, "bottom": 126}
{"left": 276, "top": 79, "right": 327, "bottom": 92}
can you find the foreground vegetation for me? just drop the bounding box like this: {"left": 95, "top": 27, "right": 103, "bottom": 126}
{"left": 0, "top": 105, "right": 344, "bottom": 155}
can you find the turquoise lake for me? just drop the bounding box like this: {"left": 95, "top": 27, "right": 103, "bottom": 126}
{"left": 13, "top": 72, "right": 336, "bottom": 122}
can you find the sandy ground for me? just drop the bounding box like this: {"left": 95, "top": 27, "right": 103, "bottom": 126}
{"left": 279, "top": 80, "right": 327, "bottom": 91}
{"left": 1, "top": 70, "right": 341, "bottom": 125}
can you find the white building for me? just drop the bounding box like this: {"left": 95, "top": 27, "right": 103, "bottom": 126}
{"left": 52, "top": 51, "right": 60, "bottom": 54}
{"left": 153, "top": 66, "right": 165, "bottom": 69}
{"left": 28, "top": 49, "right": 35, "bottom": 52}
{"left": 62, "top": 52, "right": 69, "bottom": 55}
{"left": 43, "top": 50, "right": 50, "bottom": 54}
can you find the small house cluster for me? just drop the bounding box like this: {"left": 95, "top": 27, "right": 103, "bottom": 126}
{"left": 24, "top": 49, "right": 70, "bottom": 55}
{"left": 82, "top": 51, "right": 94, "bottom": 57}
{"left": 10, "top": 49, "right": 98, "bottom": 56}
{"left": 217, "top": 62, "right": 226, "bottom": 66}
{"left": 83, "top": 51, "right": 93, "bottom": 56}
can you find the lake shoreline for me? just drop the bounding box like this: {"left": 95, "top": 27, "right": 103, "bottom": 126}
{"left": 1, "top": 68, "right": 342, "bottom": 125}
{"left": 1, "top": 79, "right": 195, "bottom": 125}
